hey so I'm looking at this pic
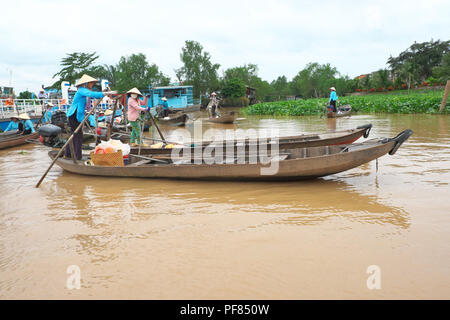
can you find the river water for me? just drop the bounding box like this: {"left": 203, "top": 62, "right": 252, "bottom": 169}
{"left": 0, "top": 113, "right": 449, "bottom": 299}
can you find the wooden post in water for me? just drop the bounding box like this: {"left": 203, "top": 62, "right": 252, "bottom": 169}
{"left": 440, "top": 80, "right": 450, "bottom": 112}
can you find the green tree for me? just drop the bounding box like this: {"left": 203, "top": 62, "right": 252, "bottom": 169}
{"left": 388, "top": 39, "right": 450, "bottom": 83}
{"left": 271, "top": 76, "right": 291, "bottom": 99}
{"left": 52, "top": 52, "right": 102, "bottom": 88}
{"left": 113, "top": 53, "right": 170, "bottom": 93}
{"left": 176, "top": 40, "right": 220, "bottom": 98}
{"left": 222, "top": 64, "right": 273, "bottom": 102}
{"left": 221, "top": 78, "right": 246, "bottom": 98}
{"left": 18, "top": 91, "right": 33, "bottom": 99}
{"left": 433, "top": 52, "right": 450, "bottom": 82}
{"left": 291, "top": 63, "right": 338, "bottom": 98}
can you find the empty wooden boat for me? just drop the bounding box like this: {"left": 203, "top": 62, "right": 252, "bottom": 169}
{"left": 158, "top": 112, "right": 188, "bottom": 126}
{"left": 130, "top": 124, "right": 373, "bottom": 156}
{"left": 48, "top": 129, "right": 412, "bottom": 181}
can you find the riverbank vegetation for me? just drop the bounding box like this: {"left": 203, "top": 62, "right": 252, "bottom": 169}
{"left": 244, "top": 90, "right": 448, "bottom": 116}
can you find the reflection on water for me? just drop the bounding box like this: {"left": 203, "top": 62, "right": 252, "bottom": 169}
{"left": 0, "top": 113, "right": 449, "bottom": 299}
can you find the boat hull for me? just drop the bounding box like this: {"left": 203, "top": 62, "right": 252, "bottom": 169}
{"left": 49, "top": 129, "right": 412, "bottom": 181}
{"left": 0, "top": 132, "right": 39, "bottom": 150}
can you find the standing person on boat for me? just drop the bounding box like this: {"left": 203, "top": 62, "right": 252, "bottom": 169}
{"left": 162, "top": 97, "right": 169, "bottom": 117}
{"left": 64, "top": 74, "right": 116, "bottom": 160}
{"left": 18, "top": 113, "right": 35, "bottom": 135}
{"left": 4, "top": 116, "right": 20, "bottom": 132}
{"left": 43, "top": 102, "right": 54, "bottom": 124}
{"left": 127, "top": 87, "right": 150, "bottom": 147}
{"left": 208, "top": 92, "right": 220, "bottom": 118}
{"left": 329, "top": 87, "right": 338, "bottom": 112}
{"left": 38, "top": 88, "right": 46, "bottom": 107}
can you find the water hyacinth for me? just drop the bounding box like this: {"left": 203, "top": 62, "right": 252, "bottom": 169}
{"left": 244, "top": 91, "right": 448, "bottom": 115}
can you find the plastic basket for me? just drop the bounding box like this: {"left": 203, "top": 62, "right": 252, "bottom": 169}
{"left": 90, "top": 150, "right": 124, "bottom": 167}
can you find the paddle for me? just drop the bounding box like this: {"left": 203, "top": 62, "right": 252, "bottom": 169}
{"left": 35, "top": 97, "right": 109, "bottom": 188}
{"left": 146, "top": 108, "right": 167, "bottom": 144}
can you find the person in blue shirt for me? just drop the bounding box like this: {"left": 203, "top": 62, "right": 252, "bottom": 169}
{"left": 43, "top": 102, "right": 54, "bottom": 124}
{"left": 18, "top": 113, "right": 35, "bottom": 135}
{"left": 329, "top": 87, "right": 338, "bottom": 112}
{"left": 162, "top": 97, "right": 169, "bottom": 117}
{"left": 4, "top": 116, "right": 20, "bottom": 132}
{"left": 64, "top": 74, "right": 116, "bottom": 159}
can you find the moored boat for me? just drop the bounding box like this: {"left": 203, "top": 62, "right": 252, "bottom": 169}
{"left": 129, "top": 124, "right": 373, "bottom": 156}
{"left": 48, "top": 129, "right": 412, "bottom": 181}
{"left": 158, "top": 112, "right": 188, "bottom": 126}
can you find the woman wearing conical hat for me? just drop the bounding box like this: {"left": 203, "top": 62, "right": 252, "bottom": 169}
{"left": 161, "top": 97, "right": 169, "bottom": 117}
{"left": 18, "top": 113, "right": 35, "bottom": 135}
{"left": 43, "top": 102, "right": 54, "bottom": 124}
{"left": 127, "top": 87, "right": 150, "bottom": 147}
{"left": 4, "top": 115, "right": 20, "bottom": 132}
{"left": 65, "top": 74, "right": 116, "bottom": 160}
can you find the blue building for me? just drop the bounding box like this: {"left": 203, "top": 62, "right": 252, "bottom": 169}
{"left": 150, "top": 85, "right": 194, "bottom": 110}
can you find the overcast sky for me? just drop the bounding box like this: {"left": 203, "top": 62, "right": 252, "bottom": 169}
{"left": 1, "top": 0, "right": 449, "bottom": 94}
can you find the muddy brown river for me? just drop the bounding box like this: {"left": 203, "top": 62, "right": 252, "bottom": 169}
{"left": 0, "top": 113, "right": 449, "bottom": 299}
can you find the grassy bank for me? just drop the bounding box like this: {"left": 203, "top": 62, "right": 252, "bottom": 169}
{"left": 244, "top": 91, "right": 448, "bottom": 116}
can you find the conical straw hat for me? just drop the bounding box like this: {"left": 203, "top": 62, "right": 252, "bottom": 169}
{"left": 162, "top": 97, "right": 167, "bottom": 101}
{"left": 46, "top": 102, "right": 54, "bottom": 107}
{"left": 75, "top": 74, "right": 98, "bottom": 87}
{"left": 18, "top": 113, "right": 30, "bottom": 120}
{"left": 104, "top": 109, "right": 113, "bottom": 116}
{"left": 127, "top": 87, "right": 143, "bottom": 96}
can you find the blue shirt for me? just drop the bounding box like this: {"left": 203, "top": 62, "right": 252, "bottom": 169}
{"left": 163, "top": 101, "right": 169, "bottom": 110}
{"left": 23, "top": 120, "right": 35, "bottom": 133}
{"left": 43, "top": 110, "right": 52, "bottom": 123}
{"left": 67, "top": 87, "right": 104, "bottom": 122}
{"left": 88, "top": 115, "right": 97, "bottom": 127}
{"left": 329, "top": 91, "right": 338, "bottom": 102}
{"left": 5, "top": 121, "right": 19, "bottom": 132}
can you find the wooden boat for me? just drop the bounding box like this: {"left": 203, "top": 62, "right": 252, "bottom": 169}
{"left": 130, "top": 124, "right": 373, "bottom": 156}
{"left": 327, "top": 105, "right": 352, "bottom": 118}
{"left": 158, "top": 112, "right": 188, "bottom": 126}
{"left": 0, "top": 130, "right": 39, "bottom": 150}
{"left": 49, "top": 129, "right": 412, "bottom": 181}
{"left": 207, "top": 111, "right": 237, "bottom": 124}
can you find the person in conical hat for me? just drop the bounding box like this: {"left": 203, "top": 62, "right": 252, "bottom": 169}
{"left": 65, "top": 74, "right": 117, "bottom": 160}
{"left": 329, "top": 87, "right": 338, "bottom": 113}
{"left": 161, "top": 97, "right": 170, "bottom": 117}
{"left": 43, "top": 102, "right": 54, "bottom": 124}
{"left": 127, "top": 87, "right": 150, "bottom": 147}
{"left": 208, "top": 92, "right": 220, "bottom": 118}
{"left": 4, "top": 115, "right": 20, "bottom": 132}
{"left": 18, "top": 113, "right": 35, "bottom": 135}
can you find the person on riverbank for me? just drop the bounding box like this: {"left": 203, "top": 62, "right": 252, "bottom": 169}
{"left": 64, "top": 74, "right": 116, "bottom": 160}
{"left": 18, "top": 113, "right": 35, "bottom": 135}
{"left": 4, "top": 116, "right": 20, "bottom": 132}
{"left": 162, "top": 97, "right": 169, "bottom": 117}
{"left": 127, "top": 87, "right": 150, "bottom": 147}
{"left": 329, "top": 87, "right": 338, "bottom": 112}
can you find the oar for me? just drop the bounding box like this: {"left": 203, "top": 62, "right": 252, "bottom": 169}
{"left": 146, "top": 108, "right": 167, "bottom": 144}
{"left": 35, "top": 98, "right": 103, "bottom": 188}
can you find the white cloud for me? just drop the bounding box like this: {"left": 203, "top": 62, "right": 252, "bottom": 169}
{"left": 1, "top": 0, "right": 449, "bottom": 93}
